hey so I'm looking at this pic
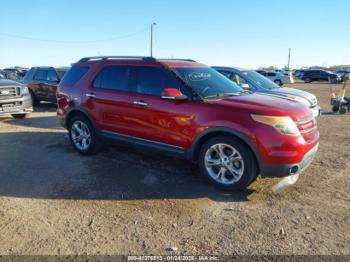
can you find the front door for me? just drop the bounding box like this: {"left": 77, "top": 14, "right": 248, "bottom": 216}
{"left": 126, "top": 66, "right": 196, "bottom": 148}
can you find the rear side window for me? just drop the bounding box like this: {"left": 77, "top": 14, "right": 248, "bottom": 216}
{"left": 34, "top": 69, "right": 48, "bottom": 81}
{"left": 267, "top": 72, "right": 276, "bottom": 77}
{"left": 93, "top": 66, "right": 130, "bottom": 91}
{"left": 61, "top": 66, "right": 89, "bottom": 86}
{"left": 135, "top": 67, "right": 181, "bottom": 96}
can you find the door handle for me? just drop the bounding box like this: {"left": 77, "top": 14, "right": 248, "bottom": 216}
{"left": 133, "top": 100, "right": 148, "bottom": 106}
{"left": 86, "top": 93, "right": 96, "bottom": 98}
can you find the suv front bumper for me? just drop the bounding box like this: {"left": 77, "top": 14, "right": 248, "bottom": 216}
{"left": 260, "top": 143, "right": 319, "bottom": 178}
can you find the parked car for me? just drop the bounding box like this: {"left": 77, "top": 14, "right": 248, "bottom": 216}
{"left": 294, "top": 69, "right": 306, "bottom": 78}
{"left": 0, "top": 79, "right": 33, "bottom": 118}
{"left": 0, "top": 70, "right": 5, "bottom": 79}
{"left": 256, "top": 70, "right": 266, "bottom": 74}
{"left": 335, "top": 70, "right": 350, "bottom": 81}
{"left": 301, "top": 69, "right": 341, "bottom": 83}
{"left": 23, "top": 66, "right": 68, "bottom": 106}
{"left": 259, "top": 71, "right": 291, "bottom": 86}
{"left": 274, "top": 69, "right": 289, "bottom": 76}
{"left": 57, "top": 56, "right": 319, "bottom": 191}
{"left": 213, "top": 67, "right": 321, "bottom": 117}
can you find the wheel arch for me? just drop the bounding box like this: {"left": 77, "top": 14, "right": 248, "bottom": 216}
{"left": 65, "top": 108, "right": 96, "bottom": 131}
{"left": 188, "top": 127, "right": 261, "bottom": 171}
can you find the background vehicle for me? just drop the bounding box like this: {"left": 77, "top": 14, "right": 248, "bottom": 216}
{"left": 301, "top": 69, "right": 341, "bottom": 83}
{"left": 0, "top": 79, "right": 33, "bottom": 118}
{"left": 213, "top": 67, "right": 321, "bottom": 117}
{"left": 336, "top": 70, "right": 350, "bottom": 81}
{"left": 294, "top": 69, "right": 306, "bottom": 78}
{"left": 259, "top": 71, "right": 291, "bottom": 86}
{"left": 23, "top": 66, "right": 68, "bottom": 106}
{"left": 0, "top": 70, "right": 5, "bottom": 79}
{"left": 57, "top": 56, "right": 319, "bottom": 191}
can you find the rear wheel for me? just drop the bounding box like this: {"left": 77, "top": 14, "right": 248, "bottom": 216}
{"left": 339, "top": 107, "right": 347, "bottom": 114}
{"left": 274, "top": 79, "right": 282, "bottom": 86}
{"left": 11, "top": 114, "right": 26, "bottom": 119}
{"left": 68, "top": 115, "right": 100, "bottom": 155}
{"left": 198, "top": 136, "right": 257, "bottom": 191}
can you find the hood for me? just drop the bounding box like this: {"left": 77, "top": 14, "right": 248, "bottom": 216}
{"left": 264, "top": 87, "right": 317, "bottom": 106}
{"left": 206, "top": 93, "right": 311, "bottom": 121}
{"left": 273, "top": 87, "right": 316, "bottom": 100}
{"left": 0, "top": 79, "right": 22, "bottom": 87}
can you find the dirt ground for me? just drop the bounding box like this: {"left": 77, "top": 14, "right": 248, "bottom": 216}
{"left": 0, "top": 82, "right": 349, "bottom": 256}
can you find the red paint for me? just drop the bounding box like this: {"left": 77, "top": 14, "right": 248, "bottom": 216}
{"left": 57, "top": 58, "right": 319, "bottom": 171}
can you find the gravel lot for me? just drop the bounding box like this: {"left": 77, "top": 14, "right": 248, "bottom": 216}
{"left": 0, "top": 82, "right": 349, "bottom": 256}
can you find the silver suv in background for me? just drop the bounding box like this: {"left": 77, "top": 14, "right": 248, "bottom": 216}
{"left": 213, "top": 67, "right": 321, "bottom": 117}
{"left": 259, "top": 71, "right": 292, "bottom": 86}
{"left": 0, "top": 79, "right": 33, "bottom": 119}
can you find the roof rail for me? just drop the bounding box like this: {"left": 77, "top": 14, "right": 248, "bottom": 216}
{"left": 78, "top": 56, "right": 156, "bottom": 62}
{"left": 157, "top": 58, "right": 196, "bottom": 62}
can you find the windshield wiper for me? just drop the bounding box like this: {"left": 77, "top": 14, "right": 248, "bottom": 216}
{"left": 204, "top": 92, "right": 241, "bottom": 99}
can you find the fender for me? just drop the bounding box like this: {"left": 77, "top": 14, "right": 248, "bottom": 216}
{"left": 187, "top": 127, "right": 262, "bottom": 168}
{"left": 64, "top": 107, "right": 96, "bottom": 130}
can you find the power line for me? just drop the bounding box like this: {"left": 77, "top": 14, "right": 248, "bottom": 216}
{"left": 0, "top": 27, "right": 149, "bottom": 44}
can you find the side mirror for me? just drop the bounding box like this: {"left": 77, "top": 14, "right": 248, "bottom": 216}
{"left": 241, "top": 83, "right": 250, "bottom": 90}
{"left": 161, "top": 88, "right": 188, "bottom": 101}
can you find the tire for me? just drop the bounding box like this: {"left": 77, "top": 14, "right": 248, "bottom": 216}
{"left": 304, "top": 78, "right": 312, "bottom": 83}
{"left": 11, "top": 114, "right": 26, "bottom": 119}
{"left": 198, "top": 136, "right": 258, "bottom": 191}
{"left": 29, "top": 90, "right": 40, "bottom": 107}
{"left": 68, "top": 115, "right": 100, "bottom": 155}
{"left": 274, "top": 80, "right": 282, "bottom": 86}
{"left": 339, "top": 107, "right": 347, "bottom": 114}
{"left": 332, "top": 105, "right": 339, "bottom": 113}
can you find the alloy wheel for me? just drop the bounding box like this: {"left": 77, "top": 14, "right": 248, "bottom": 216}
{"left": 204, "top": 143, "right": 245, "bottom": 185}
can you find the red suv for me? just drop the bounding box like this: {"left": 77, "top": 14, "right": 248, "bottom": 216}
{"left": 57, "top": 56, "right": 319, "bottom": 191}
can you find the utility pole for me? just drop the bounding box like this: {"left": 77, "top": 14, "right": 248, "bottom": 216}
{"left": 287, "top": 48, "right": 291, "bottom": 71}
{"left": 150, "top": 22, "right": 156, "bottom": 57}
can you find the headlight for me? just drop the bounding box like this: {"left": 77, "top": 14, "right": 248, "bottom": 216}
{"left": 20, "top": 85, "right": 29, "bottom": 95}
{"left": 251, "top": 115, "right": 300, "bottom": 136}
{"left": 286, "top": 95, "right": 310, "bottom": 107}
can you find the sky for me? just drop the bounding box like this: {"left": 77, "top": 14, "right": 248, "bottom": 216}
{"left": 0, "top": 0, "right": 349, "bottom": 69}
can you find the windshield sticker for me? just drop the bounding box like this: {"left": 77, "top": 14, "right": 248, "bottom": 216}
{"left": 189, "top": 72, "right": 211, "bottom": 81}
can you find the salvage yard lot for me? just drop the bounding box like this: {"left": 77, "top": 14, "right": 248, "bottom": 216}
{"left": 0, "top": 82, "right": 349, "bottom": 255}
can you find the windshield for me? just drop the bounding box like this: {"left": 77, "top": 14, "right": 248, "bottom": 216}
{"left": 242, "top": 70, "right": 280, "bottom": 90}
{"left": 171, "top": 67, "right": 243, "bottom": 99}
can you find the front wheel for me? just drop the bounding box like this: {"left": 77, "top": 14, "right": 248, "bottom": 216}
{"left": 332, "top": 105, "right": 339, "bottom": 113}
{"left": 68, "top": 115, "right": 100, "bottom": 155}
{"left": 198, "top": 136, "right": 257, "bottom": 191}
{"left": 304, "top": 78, "right": 312, "bottom": 83}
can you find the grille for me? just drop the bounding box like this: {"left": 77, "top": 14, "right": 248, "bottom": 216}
{"left": 0, "top": 87, "right": 20, "bottom": 100}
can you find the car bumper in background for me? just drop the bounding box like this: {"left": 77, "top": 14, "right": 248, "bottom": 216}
{"left": 0, "top": 95, "right": 33, "bottom": 115}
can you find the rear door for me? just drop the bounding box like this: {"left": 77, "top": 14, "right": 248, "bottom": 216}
{"left": 83, "top": 65, "right": 133, "bottom": 134}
